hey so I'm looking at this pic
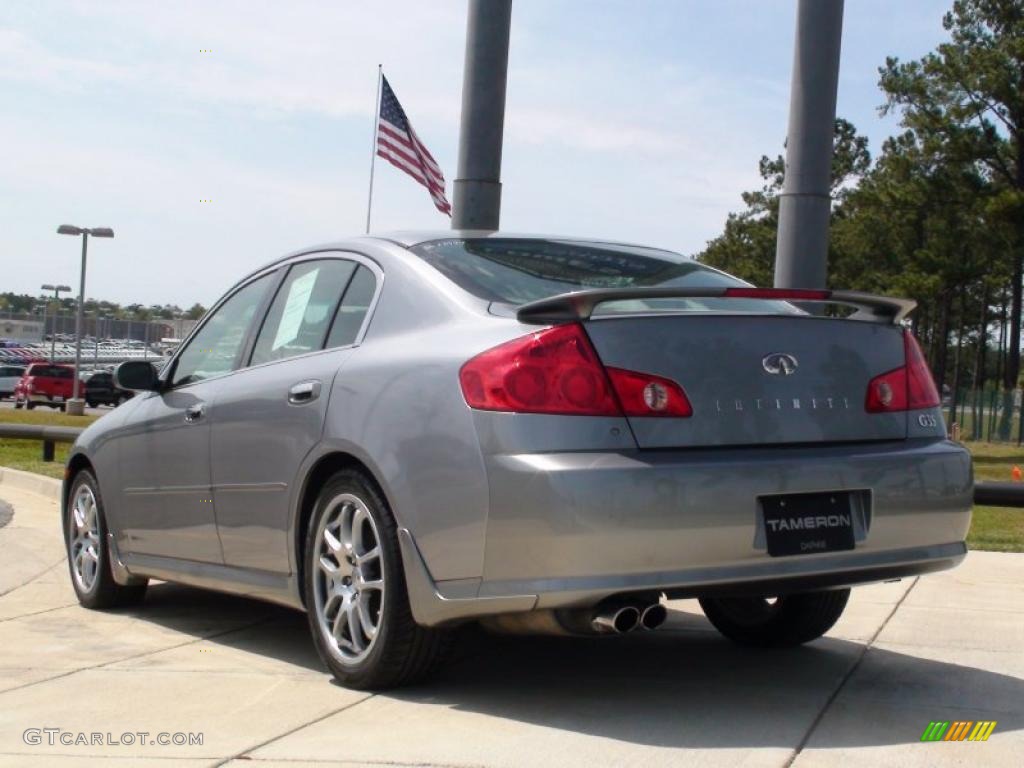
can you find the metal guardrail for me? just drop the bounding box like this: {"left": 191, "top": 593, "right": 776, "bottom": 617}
{"left": 973, "top": 482, "right": 1024, "bottom": 508}
{"left": 2, "top": 422, "right": 1024, "bottom": 506}
{"left": 0, "top": 424, "right": 84, "bottom": 462}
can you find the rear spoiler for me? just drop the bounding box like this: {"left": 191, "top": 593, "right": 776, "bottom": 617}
{"left": 516, "top": 287, "right": 916, "bottom": 325}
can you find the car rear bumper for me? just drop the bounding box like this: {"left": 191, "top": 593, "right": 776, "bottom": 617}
{"left": 26, "top": 394, "right": 67, "bottom": 404}
{"left": 457, "top": 438, "right": 971, "bottom": 610}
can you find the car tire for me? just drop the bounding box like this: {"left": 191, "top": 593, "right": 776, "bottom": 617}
{"left": 698, "top": 589, "right": 850, "bottom": 648}
{"left": 25, "top": 401, "right": 35, "bottom": 410}
{"left": 303, "top": 468, "right": 450, "bottom": 690}
{"left": 65, "top": 469, "right": 148, "bottom": 609}
{"left": 13, "top": 399, "right": 23, "bottom": 409}
{"left": 86, "top": 399, "right": 97, "bottom": 409}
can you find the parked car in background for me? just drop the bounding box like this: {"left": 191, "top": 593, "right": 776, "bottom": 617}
{"left": 63, "top": 233, "right": 972, "bottom": 690}
{"left": 0, "top": 364, "right": 26, "bottom": 399}
{"left": 13, "top": 363, "right": 75, "bottom": 410}
{"left": 85, "top": 370, "right": 134, "bottom": 408}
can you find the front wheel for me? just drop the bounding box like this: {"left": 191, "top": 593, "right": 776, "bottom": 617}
{"left": 13, "top": 399, "right": 23, "bottom": 409}
{"left": 303, "top": 469, "right": 450, "bottom": 689}
{"left": 699, "top": 589, "right": 850, "bottom": 648}
{"left": 65, "top": 470, "right": 148, "bottom": 609}
{"left": 25, "top": 401, "right": 35, "bottom": 410}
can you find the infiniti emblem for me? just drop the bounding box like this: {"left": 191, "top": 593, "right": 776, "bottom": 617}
{"left": 762, "top": 353, "right": 799, "bottom": 376}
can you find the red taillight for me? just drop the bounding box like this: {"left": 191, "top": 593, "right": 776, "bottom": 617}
{"left": 606, "top": 367, "right": 692, "bottom": 417}
{"left": 460, "top": 324, "right": 620, "bottom": 415}
{"left": 459, "top": 323, "right": 692, "bottom": 418}
{"left": 865, "top": 330, "right": 940, "bottom": 413}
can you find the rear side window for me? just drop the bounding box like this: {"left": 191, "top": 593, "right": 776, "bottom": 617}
{"left": 325, "top": 265, "right": 376, "bottom": 349}
{"left": 28, "top": 365, "right": 72, "bottom": 378}
{"left": 251, "top": 259, "right": 358, "bottom": 366}
{"left": 409, "top": 238, "right": 794, "bottom": 315}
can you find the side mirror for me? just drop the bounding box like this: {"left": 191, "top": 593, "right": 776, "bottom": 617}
{"left": 114, "top": 361, "right": 159, "bottom": 392}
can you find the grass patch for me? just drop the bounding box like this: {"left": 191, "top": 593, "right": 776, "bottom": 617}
{"left": 0, "top": 407, "right": 101, "bottom": 479}
{"left": 0, "top": 438, "right": 71, "bottom": 479}
{"left": 962, "top": 441, "right": 1024, "bottom": 553}
{"left": 964, "top": 440, "right": 1024, "bottom": 482}
{"left": 968, "top": 505, "right": 1024, "bottom": 552}
{"left": 0, "top": 409, "right": 100, "bottom": 428}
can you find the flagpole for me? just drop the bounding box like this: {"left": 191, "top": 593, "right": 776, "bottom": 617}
{"left": 365, "top": 64, "right": 383, "bottom": 234}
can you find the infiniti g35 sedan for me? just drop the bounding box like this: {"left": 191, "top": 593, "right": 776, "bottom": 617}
{"left": 62, "top": 233, "right": 972, "bottom": 689}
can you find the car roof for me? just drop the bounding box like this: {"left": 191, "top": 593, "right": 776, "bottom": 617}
{"left": 369, "top": 230, "right": 681, "bottom": 253}
{"left": 250, "top": 231, "right": 682, "bottom": 274}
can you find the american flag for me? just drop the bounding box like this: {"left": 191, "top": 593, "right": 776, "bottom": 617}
{"left": 376, "top": 76, "right": 451, "bottom": 216}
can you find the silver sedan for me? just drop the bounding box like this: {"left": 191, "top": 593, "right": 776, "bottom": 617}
{"left": 62, "top": 232, "right": 972, "bottom": 689}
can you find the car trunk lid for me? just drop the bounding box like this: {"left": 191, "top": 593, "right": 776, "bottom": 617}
{"left": 581, "top": 313, "right": 907, "bottom": 448}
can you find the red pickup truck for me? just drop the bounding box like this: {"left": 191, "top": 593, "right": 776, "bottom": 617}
{"left": 13, "top": 363, "right": 76, "bottom": 411}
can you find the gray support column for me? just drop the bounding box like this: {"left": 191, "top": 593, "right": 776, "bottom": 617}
{"left": 451, "top": 0, "right": 512, "bottom": 231}
{"left": 773, "top": 0, "right": 844, "bottom": 289}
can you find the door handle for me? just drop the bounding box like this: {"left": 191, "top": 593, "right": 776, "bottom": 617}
{"left": 288, "top": 380, "right": 321, "bottom": 405}
{"left": 184, "top": 403, "right": 205, "bottom": 423}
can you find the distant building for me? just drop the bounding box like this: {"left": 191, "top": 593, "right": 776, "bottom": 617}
{"left": 0, "top": 318, "right": 43, "bottom": 343}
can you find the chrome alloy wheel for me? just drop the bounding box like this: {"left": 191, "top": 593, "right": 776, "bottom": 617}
{"left": 69, "top": 484, "right": 101, "bottom": 593}
{"left": 312, "top": 493, "right": 385, "bottom": 665}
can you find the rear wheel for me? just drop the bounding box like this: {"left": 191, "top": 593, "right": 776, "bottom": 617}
{"left": 304, "top": 469, "right": 450, "bottom": 689}
{"left": 699, "top": 589, "right": 850, "bottom": 647}
{"left": 13, "top": 398, "right": 23, "bottom": 409}
{"left": 86, "top": 399, "right": 97, "bottom": 409}
{"left": 65, "top": 470, "right": 148, "bottom": 609}
{"left": 25, "top": 401, "right": 35, "bottom": 410}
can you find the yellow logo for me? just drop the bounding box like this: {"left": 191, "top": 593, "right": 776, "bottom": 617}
{"left": 921, "top": 721, "right": 997, "bottom": 742}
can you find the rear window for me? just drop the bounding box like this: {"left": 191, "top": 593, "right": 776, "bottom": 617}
{"left": 408, "top": 238, "right": 795, "bottom": 316}
{"left": 28, "top": 365, "right": 73, "bottom": 378}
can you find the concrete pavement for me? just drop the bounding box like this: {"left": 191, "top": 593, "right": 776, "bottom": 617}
{"left": 0, "top": 468, "right": 1021, "bottom": 767}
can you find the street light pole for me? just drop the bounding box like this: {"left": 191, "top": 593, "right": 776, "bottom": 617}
{"left": 451, "top": 0, "right": 512, "bottom": 231}
{"left": 41, "top": 283, "right": 71, "bottom": 361}
{"left": 73, "top": 230, "right": 89, "bottom": 407}
{"left": 773, "top": 0, "right": 845, "bottom": 290}
{"left": 39, "top": 299, "right": 47, "bottom": 353}
{"left": 57, "top": 225, "right": 114, "bottom": 415}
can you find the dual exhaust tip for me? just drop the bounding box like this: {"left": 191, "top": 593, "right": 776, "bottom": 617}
{"left": 592, "top": 601, "right": 667, "bottom": 634}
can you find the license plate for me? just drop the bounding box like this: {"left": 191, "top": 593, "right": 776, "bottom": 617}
{"left": 761, "top": 491, "right": 855, "bottom": 557}
{"left": 53, "top": 396, "right": 64, "bottom": 402}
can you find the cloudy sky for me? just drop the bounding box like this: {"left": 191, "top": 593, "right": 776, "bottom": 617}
{"left": 1, "top": 1, "right": 952, "bottom": 307}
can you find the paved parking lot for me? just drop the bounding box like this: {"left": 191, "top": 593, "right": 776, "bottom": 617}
{"left": 0, "top": 468, "right": 1021, "bottom": 767}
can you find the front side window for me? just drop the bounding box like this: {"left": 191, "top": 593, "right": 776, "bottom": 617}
{"left": 172, "top": 273, "right": 273, "bottom": 387}
{"left": 250, "top": 259, "right": 358, "bottom": 366}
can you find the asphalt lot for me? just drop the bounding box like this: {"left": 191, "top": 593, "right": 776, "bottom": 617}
{"left": 0, "top": 468, "right": 1021, "bottom": 767}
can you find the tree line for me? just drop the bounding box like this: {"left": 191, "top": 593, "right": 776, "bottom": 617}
{"left": 698, "top": 0, "right": 1023, "bottom": 436}
{"left": 0, "top": 292, "right": 207, "bottom": 323}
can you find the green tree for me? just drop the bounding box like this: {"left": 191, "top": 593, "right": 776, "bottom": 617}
{"left": 698, "top": 118, "right": 871, "bottom": 287}
{"left": 879, "top": 0, "right": 1024, "bottom": 433}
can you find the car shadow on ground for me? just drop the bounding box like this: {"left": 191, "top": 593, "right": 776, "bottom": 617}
{"left": 133, "top": 582, "right": 1022, "bottom": 750}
